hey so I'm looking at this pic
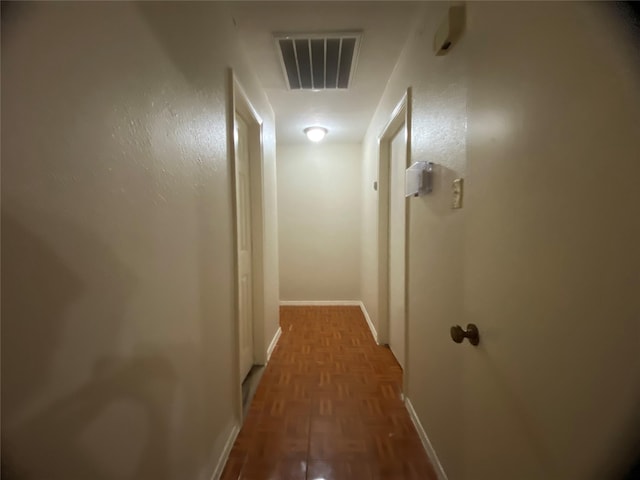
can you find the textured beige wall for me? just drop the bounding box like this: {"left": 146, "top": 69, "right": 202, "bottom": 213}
{"left": 278, "top": 143, "right": 362, "bottom": 301}
{"left": 362, "top": 2, "right": 640, "bottom": 479}
{"left": 1, "top": 2, "right": 279, "bottom": 479}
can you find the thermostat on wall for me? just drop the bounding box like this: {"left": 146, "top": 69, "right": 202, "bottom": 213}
{"left": 405, "top": 161, "right": 434, "bottom": 197}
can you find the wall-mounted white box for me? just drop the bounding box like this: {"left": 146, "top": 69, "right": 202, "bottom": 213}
{"left": 405, "top": 161, "right": 433, "bottom": 197}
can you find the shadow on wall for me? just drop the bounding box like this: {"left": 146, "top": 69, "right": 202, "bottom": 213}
{"left": 136, "top": 0, "right": 241, "bottom": 453}
{"left": 2, "top": 2, "right": 240, "bottom": 476}
{"left": 1, "top": 214, "right": 84, "bottom": 415}
{"left": 2, "top": 354, "right": 178, "bottom": 480}
{"left": 0, "top": 211, "right": 176, "bottom": 480}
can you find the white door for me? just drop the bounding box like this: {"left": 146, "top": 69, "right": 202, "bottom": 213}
{"left": 235, "top": 113, "right": 253, "bottom": 381}
{"left": 389, "top": 125, "right": 407, "bottom": 369}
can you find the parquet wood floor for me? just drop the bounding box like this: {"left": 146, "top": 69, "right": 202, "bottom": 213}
{"left": 221, "top": 306, "right": 437, "bottom": 480}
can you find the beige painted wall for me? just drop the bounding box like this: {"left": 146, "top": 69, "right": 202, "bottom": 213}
{"left": 362, "top": 2, "right": 640, "bottom": 479}
{"left": 1, "top": 2, "right": 279, "bottom": 479}
{"left": 278, "top": 143, "right": 362, "bottom": 301}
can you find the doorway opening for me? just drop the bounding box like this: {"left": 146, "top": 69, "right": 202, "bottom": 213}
{"left": 377, "top": 88, "right": 412, "bottom": 395}
{"left": 229, "top": 70, "right": 268, "bottom": 421}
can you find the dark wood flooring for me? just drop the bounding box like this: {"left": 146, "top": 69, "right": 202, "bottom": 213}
{"left": 221, "top": 306, "right": 437, "bottom": 480}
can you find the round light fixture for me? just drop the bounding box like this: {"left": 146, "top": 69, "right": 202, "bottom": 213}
{"left": 304, "top": 126, "right": 328, "bottom": 142}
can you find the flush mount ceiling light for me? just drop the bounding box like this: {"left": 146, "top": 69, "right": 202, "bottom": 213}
{"left": 304, "top": 126, "right": 328, "bottom": 142}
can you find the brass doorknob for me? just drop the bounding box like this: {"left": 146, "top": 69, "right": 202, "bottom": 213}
{"left": 450, "top": 324, "right": 480, "bottom": 346}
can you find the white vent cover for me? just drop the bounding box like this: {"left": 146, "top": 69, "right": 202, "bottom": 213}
{"left": 275, "top": 32, "right": 362, "bottom": 90}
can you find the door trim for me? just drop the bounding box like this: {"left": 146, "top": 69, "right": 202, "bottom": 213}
{"left": 377, "top": 88, "right": 412, "bottom": 394}
{"left": 227, "top": 69, "right": 267, "bottom": 421}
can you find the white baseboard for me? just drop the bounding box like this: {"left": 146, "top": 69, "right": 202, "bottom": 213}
{"left": 266, "top": 326, "right": 282, "bottom": 361}
{"left": 358, "top": 301, "right": 378, "bottom": 344}
{"left": 210, "top": 423, "right": 240, "bottom": 480}
{"left": 279, "top": 300, "right": 361, "bottom": 306}
{"left": 405, "top": 398, "right": 448, "bottom": 480}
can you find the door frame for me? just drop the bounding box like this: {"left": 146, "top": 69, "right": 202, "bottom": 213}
{"left": 378, "top": 88, "right": 412, "bottom": 394}
{"left": 227, "top": 69, "right": 267, "bottom": 421}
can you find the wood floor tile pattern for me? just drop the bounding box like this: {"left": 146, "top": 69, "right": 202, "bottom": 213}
{"left": 221, "top": 306, "right": 437, "bottom": 480}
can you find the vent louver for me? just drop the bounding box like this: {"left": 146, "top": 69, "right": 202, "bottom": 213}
{"left": 275, "top": 33, "right": 361, "bottom": 90}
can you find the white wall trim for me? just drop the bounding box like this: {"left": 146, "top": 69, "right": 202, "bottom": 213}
{"left": 279, "top": 300, "right": 361, "bottom": 306}
{"left": 229, "top": 69, "right": 268, "bottom": 419}
{"left": 405, "top": 398, "right": 448, "bottom": 480}
{"left": 210, "top": 423, "right": 240, "bottom": 480}
{"left": 358, "top": 301, "right": 378, "bottom": 344}
{"left": 377, "top": 87, "right": 412, "bottom": 349}
{"left": 266, "top": 326, "right": 282, "bottom": 361}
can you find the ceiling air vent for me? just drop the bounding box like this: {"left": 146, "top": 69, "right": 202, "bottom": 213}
{"left": 275, "top": 33, "right": 362, "bottom": 90}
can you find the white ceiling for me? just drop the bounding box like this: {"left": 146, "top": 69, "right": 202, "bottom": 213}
{"left": 228, "top": 2, "right": 423, "bottom": 144}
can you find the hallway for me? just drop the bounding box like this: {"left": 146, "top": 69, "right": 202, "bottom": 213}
{"left": 3, "top": 2, "right": 640, "bottom": 479}
{"left": 221, "top": 306, "right": 436, "bottom": 480}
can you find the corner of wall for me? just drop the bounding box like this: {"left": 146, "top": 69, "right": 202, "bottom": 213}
{"left": 358, "top": 301, "right": 378, "bottom": 344}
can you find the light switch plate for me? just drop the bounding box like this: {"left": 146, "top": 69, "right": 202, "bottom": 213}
{"left": 452, "top": 178, "right": 463, "bottom": 209}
